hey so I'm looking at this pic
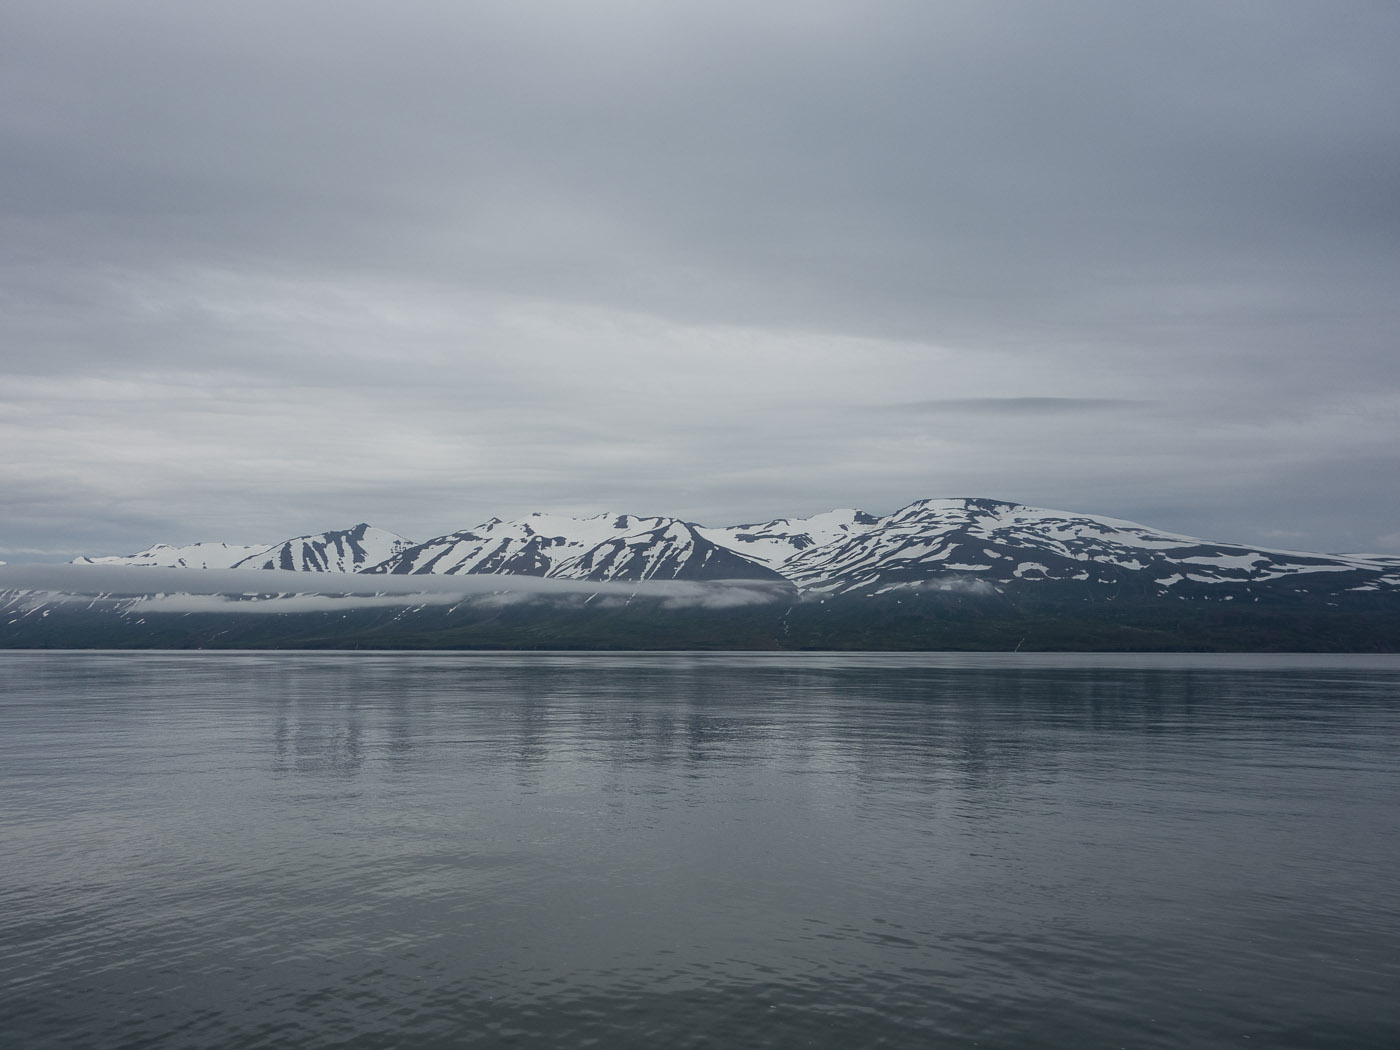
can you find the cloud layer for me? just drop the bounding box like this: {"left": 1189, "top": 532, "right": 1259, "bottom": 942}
{"left": 3, "top": 1, "right": 1398, "bottom": 555}
{"left": 0, "top": 564, "right": 791, "bottom": 613}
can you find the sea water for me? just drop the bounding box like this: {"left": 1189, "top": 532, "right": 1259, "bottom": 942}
{"left": 2, "top": 651, "right": 1398, "bottom": 1049}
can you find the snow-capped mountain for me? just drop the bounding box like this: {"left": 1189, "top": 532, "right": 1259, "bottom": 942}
{"left": 696, "top": 508, "right": 882, "bottom": 569}
{"left": 24, "top": 497, "right": 1400, "bottom": 652}
{"left": 373, "top": 512, "right": 786, "bottom": 583}
{"left": 778, "top": 497, "right": 1400, "bottom": 597}
{"left": 66, "top": 498, "right": 1400, "bottom": 598}
{"left": 71, "top": 542, "right": 275, "bottom": 569}
{"left": 232, "top": 524, "right": 413, "bottom": 573}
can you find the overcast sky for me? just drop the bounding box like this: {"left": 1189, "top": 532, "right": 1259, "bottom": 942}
{"left": 4, "top": 0, "right": 1398, "bottom": 559}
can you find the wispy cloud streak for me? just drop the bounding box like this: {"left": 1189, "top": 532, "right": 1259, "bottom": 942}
{"left": 0, "top": 565, "right": 793, "bottom": 613}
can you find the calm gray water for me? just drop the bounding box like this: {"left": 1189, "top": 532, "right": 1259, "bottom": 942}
{"left": 2, "top": 651, "right": 1398, "bottom": 1049}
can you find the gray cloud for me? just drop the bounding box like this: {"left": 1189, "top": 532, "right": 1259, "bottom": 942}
{"left": 887, "top": 398, "right": 1149, "bottom": 415}
{"left": 2, "top": 1, "right": 1398, "bottom": 556}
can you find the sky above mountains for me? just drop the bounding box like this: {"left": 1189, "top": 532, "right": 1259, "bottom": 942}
{"left": 4, "top": 1, "right": 1398, "bottom": 558}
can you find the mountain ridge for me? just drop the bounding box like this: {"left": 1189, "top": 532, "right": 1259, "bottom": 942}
{"left": 67, "top": 497, "right": 1400, "bottom": 599}
{"left": 233, "top": 524, "right": 413, "bottom": 573}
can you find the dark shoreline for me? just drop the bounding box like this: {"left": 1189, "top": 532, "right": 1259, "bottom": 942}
{"left": 6, "top": 591, "right": 1399, "bottom": 652}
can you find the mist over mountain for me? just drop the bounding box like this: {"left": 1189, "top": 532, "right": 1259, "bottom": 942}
{"left": 8, "top": 496, "right": 1394, "bottom": 651}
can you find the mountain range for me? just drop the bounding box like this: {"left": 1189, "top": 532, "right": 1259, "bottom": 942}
{"left": 68, "top": 497, "right": 1400, "bottom": 601}
{"left": 6, "top": 497, "right": 1393, "bottom": 651}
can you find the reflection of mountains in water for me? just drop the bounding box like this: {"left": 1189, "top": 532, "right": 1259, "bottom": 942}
{"left": 244, "top": 655, "right": 1364, "bottom": 792}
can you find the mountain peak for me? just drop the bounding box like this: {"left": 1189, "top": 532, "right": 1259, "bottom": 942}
{"left": 231, "top": 525, "right": 413, "bottom": 573}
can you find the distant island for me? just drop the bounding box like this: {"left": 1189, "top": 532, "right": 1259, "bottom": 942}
{"left": 5, "top": 497, "right": 1399, "bottom": 651}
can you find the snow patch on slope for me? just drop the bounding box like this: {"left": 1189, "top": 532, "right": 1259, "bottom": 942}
{"left": 233, "top": 524, "right": 414, "bottom": 572}
{"left": 72, "top": 542, "right": 276, "bottom": 569}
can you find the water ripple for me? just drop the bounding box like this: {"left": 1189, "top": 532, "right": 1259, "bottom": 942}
{"left": 2, "top": 652, "right": 1399, "bottom": 1049}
